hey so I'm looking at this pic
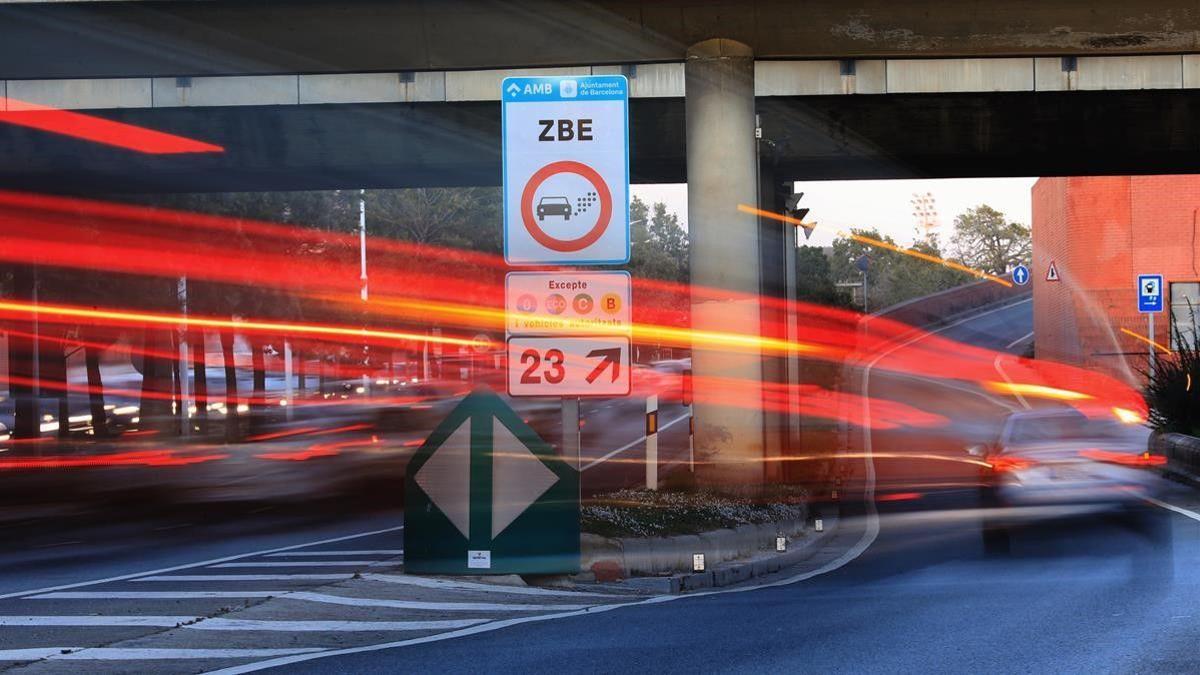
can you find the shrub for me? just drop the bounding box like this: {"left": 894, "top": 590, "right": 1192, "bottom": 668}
{"left": 1144, "top": 306, "right": 1200, "bottom": 437}
{"left": 580, "top": 486, "right": 808, "bottom": 538}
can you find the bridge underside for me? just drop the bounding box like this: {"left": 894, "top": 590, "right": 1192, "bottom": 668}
{"left": 3, "top": 1, "right": 1200, "bottom": 80}
{"left": 5, "top": 89, "right": 1200, "bottom": 194}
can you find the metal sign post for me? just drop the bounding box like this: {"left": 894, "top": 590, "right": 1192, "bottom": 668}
{"left": 1137, "top": 274, "right": 1164, "bottom": 379}
{"left": 561, "top": 396, "right": 580, "bottom": 470}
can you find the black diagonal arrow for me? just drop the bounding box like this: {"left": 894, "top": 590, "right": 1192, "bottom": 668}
{"left": 585, "top": 348, "right": 621, "bottom": 384}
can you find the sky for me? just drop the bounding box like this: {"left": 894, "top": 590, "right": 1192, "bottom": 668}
{"left": 631, "top": 177, "right": 1037, "bottom": 249}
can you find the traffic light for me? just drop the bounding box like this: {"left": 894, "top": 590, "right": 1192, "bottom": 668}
{"left": 785, "top": 190, "right": 815, "bottom": 240}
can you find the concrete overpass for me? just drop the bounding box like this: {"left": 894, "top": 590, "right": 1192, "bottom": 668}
{"left": 4, "top": 0, "right": 1200, "bottom": 79}
{"left": 6, "top": 1, "right": 1200, "bottom": 486}
{"left": 7, "top": 55, "right": 1200, "bottom": 192}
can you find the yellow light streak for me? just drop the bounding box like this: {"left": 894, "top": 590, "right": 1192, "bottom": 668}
{"left": 0, "top": 300, "right": 478, "bottom": 348}
{"left": 325, "top": 295, "right": 828, "bottom": 358}
{"left": 1112, "top": 407, "right": 1145, "bottom": 425}
{"left": 1120, "top": 327, "right": 1172, "bottom": 354}
{"left": 982, "top": 381, "right": 1094, "bottom": 401}
{"left": 737, "top": 204, "right": 1014, "bottom": 287}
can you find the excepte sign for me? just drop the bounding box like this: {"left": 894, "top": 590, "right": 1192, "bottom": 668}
{"left": 505, "top": 271, "right": 631, "bottom": 336}
{"left": 502, "top": 75, "right": 629, "bottom": 265}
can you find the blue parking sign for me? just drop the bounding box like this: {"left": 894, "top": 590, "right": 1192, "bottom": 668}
{"left": 1137, "top": 274, "right": 1164, "bottom": 313}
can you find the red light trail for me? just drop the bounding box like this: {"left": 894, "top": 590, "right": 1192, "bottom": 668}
{"left": 0, "top": 97, "right": 224, "bottom": 154}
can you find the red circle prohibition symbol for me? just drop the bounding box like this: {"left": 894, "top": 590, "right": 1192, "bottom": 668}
{"left": 521, "top": 160, "right": 612, "bottom": 253}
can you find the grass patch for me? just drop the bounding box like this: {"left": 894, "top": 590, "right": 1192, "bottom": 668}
{"left": 581, "top": 486, "right": 808, "bottom": 539}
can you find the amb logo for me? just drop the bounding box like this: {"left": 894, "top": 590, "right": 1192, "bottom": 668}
{"left": 506, "top": 81, "right": 555, "bottom": 97}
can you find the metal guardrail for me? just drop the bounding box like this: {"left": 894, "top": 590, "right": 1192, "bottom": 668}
{"left": 867, "top": 279, "right": 1030, "bottom": 331}
{"left": 1154, "top": 432, "right": 1200, "bottom": 483}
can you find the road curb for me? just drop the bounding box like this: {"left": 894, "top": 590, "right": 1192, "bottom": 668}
{"left": 581, "top": 514, "right": 839, "bottom": 594}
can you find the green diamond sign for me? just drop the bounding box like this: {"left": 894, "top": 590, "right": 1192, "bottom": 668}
{"left": 404, "top": 387, "right": 580, "bottom": 574}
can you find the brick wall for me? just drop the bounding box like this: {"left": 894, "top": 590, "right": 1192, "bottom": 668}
{"left": 1032, "top": 175, "right": 1200, "bottom": 387}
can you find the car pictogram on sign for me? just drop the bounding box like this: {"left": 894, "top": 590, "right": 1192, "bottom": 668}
{"left": 537, "top": 196, "right": 572, "bottom": 221}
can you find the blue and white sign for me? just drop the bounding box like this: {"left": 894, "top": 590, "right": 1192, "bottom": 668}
{"left": 1011, "top": 264, "right": 1030, "bottom": 286}
{"left": 1138, "top": 274, "right": 1164, "bottom": 313}
{"left": 502, "top": 75, "right": 629, "bottom": 266}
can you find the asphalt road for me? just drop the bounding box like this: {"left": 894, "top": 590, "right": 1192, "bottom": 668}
{"left": 267, "top": 297, "right": 1200, "bottom": 674}
{"left": 273, "top": 495, "right": 1197, "bottom": 675}
{"left": 7, "top": 298, "right": 1197, "bottom": 673}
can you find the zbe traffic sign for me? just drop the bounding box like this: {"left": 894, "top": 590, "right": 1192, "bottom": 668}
{"left": 1138, "top": 274, "right": 1164, "bottom": 313}
{"left": 502, "top": 75, "right": 629, "bottom": 265}
{"left": 404, "top": 388, "right": 580, "bottom": 574}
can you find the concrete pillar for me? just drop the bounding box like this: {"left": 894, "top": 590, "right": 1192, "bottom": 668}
{"left": 686, "top": 38, "right": 765, "bottom": 488}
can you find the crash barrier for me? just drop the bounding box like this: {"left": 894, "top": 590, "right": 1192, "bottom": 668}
{"left": 863, "top": 279, "right": 1031, "bottom": 333}
{"left": 1153, "top": 432, "right": 1200, "bottom": 484}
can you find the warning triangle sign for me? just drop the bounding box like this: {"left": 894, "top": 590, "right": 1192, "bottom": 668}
{"left": 1046, "top": 261, "right": 1061, "bottom": 282}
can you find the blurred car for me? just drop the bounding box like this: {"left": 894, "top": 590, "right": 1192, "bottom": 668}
{"left": 976, "top": 408, "right": 1163, "bottom": 548}
{"left": 375, "top": 380, "right": 468, "bottom": 433}
{"left": 642, "top": 358, "right": 690, "bottom": 403}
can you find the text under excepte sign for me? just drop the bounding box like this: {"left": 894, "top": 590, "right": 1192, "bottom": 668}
{"left": 502, "top": 75, "right": 630, "bottom": 266}
{"left": 506, "top": 336, "right": 631, "bottom": 398}
{"left": 505, "top": 271, "right": 631, "bottom": 337}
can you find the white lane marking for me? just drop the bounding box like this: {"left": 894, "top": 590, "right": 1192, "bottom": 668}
{"left": 264, "top": 550, "right": 403, "bottom": 557}
{"left": 993, "top": 354, "right": 1032, "bottom": 410}
{"left": 0, "top": 616, "right": 196, "bottom": 627}
{"left": 285, "top": 591, "right": 593, "bottom": 612}
{"left": 43, "top": 648, "right": 325, "bottom": 660}
{"left": 1146, "top": 497, "right": 1200, "bottom": 522}
{"left": 189, "top": 618, "right": 489, "bottom": 632}
{"left": 210, "top": 561, "right": 383, "bottom": 568}
{"left": 1006, "top": 330, "right": 1034, "bottom": 350}
{"left": 581, "top": 414, "right": 688, "bottom": 471}
{"left": 136, "top": 575, "right": 352, "bottom": 582}
{"left": 0, "top": 525, "right": 404, "bottom": 601}
{"left": 31, "top": 591, "right": 284, "bottom": 599}
{"left": 361, "top": 574, "right": 611, "bottom": 597}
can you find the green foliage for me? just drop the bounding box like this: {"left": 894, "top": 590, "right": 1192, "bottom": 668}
{"left": 581, "top": 487, "right": 808, "bottom": 538}
{"left": 628, "top": 197, "right": 689, "bottom": 283}
{"left": 1145, "top": 306, "right": 1200, "bottom": 436}
{"left": 829, "top": 227, "right": 962, "bottom": 310}
{"left": 949, "top": 204, "right": 1031, "bottom": 275}
{"left": 885, "top": 238, "right": 966, "bottom": 307}
{"left": 364, "top": 187, "right": 502, "bottom": 254}
{"left": 795, "top": 245, "right": 852, "bottom": 307}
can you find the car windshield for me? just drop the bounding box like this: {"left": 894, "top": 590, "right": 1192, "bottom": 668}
{"left": 1007, "top": 414, "right": 1119, "bottom": 444}
{"left": 2, "top": 3, "right": 1198, "bottom": 673}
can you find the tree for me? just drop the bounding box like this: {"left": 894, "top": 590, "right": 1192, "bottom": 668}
{"left": 829, "top": 228, "right": 899, "bottom": 311}
{"left": 950, "top": 204, "right": 1031, "bottom": 275}
{"left": 795, "top": 246, "right": 851, "bottom": 307}
{"left": 884, "top": 238, "right": 965, "bottom": 307}
{"left": 628, "top": 197, "right": 689, "bottom": 283}
{"left": 829, "top": 229, "right": 969, "bottom": 311}
{"left": 364, "top": 187, "right": 501, "bottom": 253}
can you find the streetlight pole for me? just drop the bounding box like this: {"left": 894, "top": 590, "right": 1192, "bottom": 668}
{"left": 862, "top": 268, "right": 868, "bottom": 314}
{"left": 359, "top": 189, "right": 370, "bottom": 395}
